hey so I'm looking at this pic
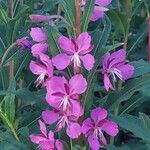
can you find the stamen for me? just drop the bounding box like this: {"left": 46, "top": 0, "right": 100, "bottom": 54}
{"left": 110, "top": 68, "right": 123, "bottom": 82}
{"left": 71, "top": 53, "right": 81, "bottom": 68}
{"left": 35, "top": 73, "right": 46, "bottom": 87}
{"left": 59, "top": 95, "right": 70, "bottom": 111}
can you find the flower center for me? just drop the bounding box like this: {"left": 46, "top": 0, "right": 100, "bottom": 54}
{"left": 35, "top": 73, "right": 46, "bottom": 87}
{"left": 59, "top": 95, "right": 70, "bottom": 111}
{"left": 71, "top": 53, "right": 81, "bottom": 68}
{"left": 94, "top": 127, "right": 104, "bottom": 140}
{"left": 110, "top": 68, "right": 123, "bottom": 82}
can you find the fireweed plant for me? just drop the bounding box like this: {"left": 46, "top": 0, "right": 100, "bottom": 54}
{"left": 27, "top": 0, "right": 134, "bottom": 149}
{"left": 1, "top": 0, "right": 150, "bottom": 150}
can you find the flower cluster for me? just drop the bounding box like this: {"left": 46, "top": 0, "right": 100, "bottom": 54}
{"left": 27, "top": 1, "right": 134, "bottom": 149}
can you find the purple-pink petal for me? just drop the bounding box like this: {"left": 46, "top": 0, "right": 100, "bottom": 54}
{"left": 29, "top": 134, "right": 47, "bottom": 144}
{"left": 80, "top": 54, "right": 95, "bottom": 71}
{"left": 30, "top": 27, "right": 47, "bottom": 42}
{"left": 69, "top": 74, "right": 87, "bottom": 94}
{"left": 95, "top": 0, "right": 112, "bottom": 6}
{"left": 88, "top": 135, "right": 100, "bottom": 150}
{"left": 77, "top": 32, "right": 92, "bottom": 52}
{"left": 66, "top": 122, "right": 81, "bottom": 139}
{"left": 52, "top": 54, "right": 71, "bottom": 70}
{"left": 104, "top": 73, "right": 113, "bottom": 91}
{"left": 55, "top": 140, "right": 63, "bottom": 150}
{"left": 100, "top": 119, "right": 119, "bottom": 136}
{"left": 90, "top": 6, "right": 105, "bottom": 21}
{"left": 109, "top": 49, "right": 126, "bottom": 69}
{"left": 31, "top": 43, "right": 48, "bottom": 57}
{"left": 42, "top": 110, "right": 60, "bottom": 125}
{"left": 38, "top": 120, "right": 47, "bottom": 137}
{"left": 91, "top": 107, "right": 108, "bottom": 123}
{"left": 102, "top": 52, "right": 110, "bottom": 69}
{"left": 29, "top": 61, "right": 47, "bottom": 75}
{"left": 82, "top": 118, "right": 93, "bottom": 135}
{"left": 58, "top": 36, "right": 75, "bottom": 54}
{"left": 117, "top": 64, "right": 134, "bottom": 80}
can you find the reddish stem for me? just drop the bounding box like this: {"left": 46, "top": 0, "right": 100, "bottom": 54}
{"left": 75, "top": 0, "right": 81, "bottom": 37}
{"left": 148, "top": 17, "right": 150, "bottom": 63}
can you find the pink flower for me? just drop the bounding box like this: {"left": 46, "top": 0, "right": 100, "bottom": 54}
{"left": 29, "top": 120, "right": 63, "bottom": 150}
{"left": 42, "top": 109, "right": 81, "bottom": 139}
{"left": 82, "top": 107, "right": 119, "bottom": 150}
{"left": 16, "top": 37, "right": 32, "bottom": 49}
{"left": 52, "top": 32, "right": 95, "bottom": 71}
{"left": 46, "top": 74, "right": 87, "bottom": 117}
{"left": 102, "top": 49, "right": 134, "bottom": 91}
{"left": 29, "top": 54, "right": 53, "bottom": 87}
{"left": 81, "top": 0, "right": 112, "bottom": 21}
{"left": 30, "top": 27, "right": 48, "bottom": 57}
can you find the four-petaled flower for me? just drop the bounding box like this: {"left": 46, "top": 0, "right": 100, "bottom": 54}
{"left": 82, "top": 107, "right": 119, "bottom": 150}
{"left": 30, "top": 27, "right": 48, "bottom": 57}
{"left": 102, "top": 49, "right": 134, "bottom": 91}
{"left": 29, "top": 120, "right": 63, "bottom": 150}
{"left": 46, "top": 74, "right": 87, "bottom": 117}
{"left": 52, "top": 32, "right": 95, "bottom": 71}
{"left": 29, "top": 54, "right": 53, "bottom": 87}
{"left": 81, "top": 0, "right": 112, "bottom": 21}
{"left": 42, "top": 109, "right": 81, "bottom": 139}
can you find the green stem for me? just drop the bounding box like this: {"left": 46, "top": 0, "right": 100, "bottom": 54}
{"left": 110, "top": 81, "right": 122, "bottom": 144}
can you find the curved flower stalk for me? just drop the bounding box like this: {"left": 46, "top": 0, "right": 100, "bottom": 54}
{"left": 52, "top": 32, "right": 95, "bottom": 71}
{"left": 102, "top": 49, "right": 134, "bottom": 91}
{"left": 29, "top": 54, "right": 53, "bottom": 87}
{"left": 42, "top": 109, "right": 81, "bottom": 139}
{"left": 46, "top": 74, "right": 87, "bottom": 117}
{"left": 30, "top": 27, "right": 48, "bottom": 57}
{"left": 30, "top": 120, "right": 63, "bottom": 150}
{"left": 82, "top": 107, "right": 119, "bottom": 150}
{"left": 81, "top": 0, "right": 112, "bottom": 21}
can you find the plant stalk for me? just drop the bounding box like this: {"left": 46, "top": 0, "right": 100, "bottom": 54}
{"left": 75, "top": 0, "right": 81, "bottom": 37}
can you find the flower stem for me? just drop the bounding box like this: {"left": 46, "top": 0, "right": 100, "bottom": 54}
{"left": 148, "top": 16, "right": 150, "bottom": 62}
{"left": 75, "top": 0, "right": 81, "bottom": 37}
{"left": 110, "top": 80, "right": 122, "bottom": 144}
{"left": 7, "top": 0, "right": 13, "bottom": 18}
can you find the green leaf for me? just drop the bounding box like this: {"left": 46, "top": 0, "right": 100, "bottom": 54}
{"left": 119, "top": 94, "right": 149, "bottom": 115}
{"left": 139, "top": 113, "right": 150, "bottom": 129}
{"left": 115, "top": 114, "right": 150, "bottom": 141}
{"left": 127, "top": 22, "right": 147, "bottom": 54}
{"left": 107, "top": 10, "right": 128, "bottom": 36}
{"left": 130, "top": 60, "right": 150, "bottom": 78}
{"left": 45, "top": 26, "right": 61, "bottom": 56}
{"left": 4, "top": 94, "right": 16, "bottom": 122}
{"left": 61, "top": 0, "right": 75, "bottom": 37}
{"left": 81, "top": 0, "right": 95, "bottom": 32}
{"left": 103, "top": 74, "right": 150, "bottom": 110}
{"left": 15, "top": 88, "right": 44, "bottom": 105}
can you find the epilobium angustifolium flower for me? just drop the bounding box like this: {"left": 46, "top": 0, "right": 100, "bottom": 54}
{"left": 45, "top": 74, "right": 87, "bottom": 117}
{"left": 52, "top": 32, "right": 95, "bottom": 71}
{"left": 102, "top": 49, "right": 134, "bottom": 91}
{"left": 30, "top": 120, "right": 63, "bottom": 150}
{"left": 82, "top": 107, "right": 119, "bottom": 150}
{"left": 29, "top": 54, "right": 53, "bottom": 87}
{"left": 42, "top": 109, "right": 81, "bottom": 139}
